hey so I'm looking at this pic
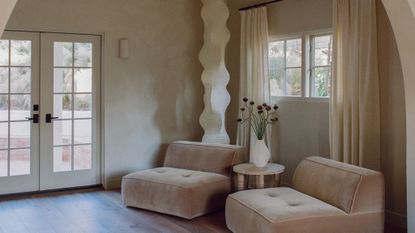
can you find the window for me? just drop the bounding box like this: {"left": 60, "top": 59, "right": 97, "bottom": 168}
{"left": 268, "top": 32, "right": 333, "bottom": 98}
{"left": 269, "top": 38, "right": 302, "bottom": 97}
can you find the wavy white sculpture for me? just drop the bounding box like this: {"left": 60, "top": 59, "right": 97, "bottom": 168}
{"left": 199, "top": 0, "right": 231, "bottom": 144}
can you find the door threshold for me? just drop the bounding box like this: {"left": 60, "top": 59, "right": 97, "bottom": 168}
{"left": 0, "top": 184, "right": 103, "bottom": 200}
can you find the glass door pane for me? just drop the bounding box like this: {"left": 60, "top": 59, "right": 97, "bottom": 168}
{"left": 0, "top": 31, "right": 40, "bottom": 195}
{"left": 0, "top": 39, "right": 32, "bottom": 177}
{"left": 53, "top": 42, "right": 93, "bottom": 172}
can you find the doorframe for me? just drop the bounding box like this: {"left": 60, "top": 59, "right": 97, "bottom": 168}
{"left": 4, "top": 28, "right": 106, "bottom": 189}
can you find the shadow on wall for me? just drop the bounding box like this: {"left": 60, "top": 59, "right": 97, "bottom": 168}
{"left": 274, "top": 100, "right": 331, "bottom": 185}
{"left": 150, "top": 1, "right": 205, "bottom": 166}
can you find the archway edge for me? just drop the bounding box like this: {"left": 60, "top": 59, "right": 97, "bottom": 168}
{"left": 0, "top": 0, "right": 17, "bottom": 37}
{"left": 381, "top": 0, "right": 415, "bottom": 230}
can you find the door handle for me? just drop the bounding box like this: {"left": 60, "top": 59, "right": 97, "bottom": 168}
{"left": 46, "top": 114, "right": 59, "bottom": 123}
{"left": 26, "top": 114, "right": 39, "bottom": 124}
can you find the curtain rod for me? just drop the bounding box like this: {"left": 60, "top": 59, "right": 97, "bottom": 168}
{"left": 239, "top": 0, "right": 284, "bottom": 11}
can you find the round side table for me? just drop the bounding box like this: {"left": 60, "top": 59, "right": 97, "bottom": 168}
{"left": 233, "top": 163, "right": 285, "bottom": 191}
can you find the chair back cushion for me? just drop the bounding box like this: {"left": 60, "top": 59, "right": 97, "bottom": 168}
{"left": 292, "top": 156, "right": 384, "bottom": 214}
{"left": 163, "top": 141, "right": 247, "bottom": 176}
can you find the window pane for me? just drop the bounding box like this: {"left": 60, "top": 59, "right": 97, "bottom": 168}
{"left": 270, "top": 69, "right": 284, "bottom": 96}
{"left": 54, "top": 94, "right": 72, "bottom": 119}
{"left": 0, "top": 68, "right": 9, "bottom": 93}
{"left": 53, "top": 146, "right": 72, "bottom": 172}
{"left": 74, "top": 43, "right": 92, "bottom": 67}
{"left": 313, "top": 67, "right": 331, "bottom": 97}
{"left": 74, "top": 119, "right": 92, "bottom": 144}
{"left": 0, "top": 95, "right": 8, "bottom": 121}
{"left": 10, "top": 149, "right": 30, "bottom": 176}
{"left": 0, "top": 150, "right": 7, "bottom": 177}
{"left": 269, "top": 41, "right": 284, "bottom": 65}
{"left": 286, "top": 39, "right": 302, "bottom": 67}
{"left": 74, "top": 145, "right": 92, "bottom": 170}
{"left": 53, "top": 120, "right": 72, "bottom": 146}
{"left": 286, "top": 68, "right": 302, "bottom": 96}
{"left": 10, "top": 95, "right": 30, "bottom": 121}
{"left": 0, "top": 40, "right": 9, "bottom": 66}
{"left": 10, "top": 40, "right": 31, "bottom": 66}
{"left": 314, "top": 35, "right": 333, "bottom": 66}
{"left": 0, "top": 123, "right": 8, "bottom": 150}
{"left": 269, "top": 41, "right": 285, "bottom": 96}
{"left": 11, "top": 67, "right": 31, "bottom": 93}
{"left": 54, "top": 68, "right": 72, "bottom": 93}
{"left": 74, "top": 94, "right": 92, "bottom": 118}
{"left": 10, "top": 122, "right": 30, "bottom": 148}
{"left": 54, "top": 42, "right": 73, "bottom": 67}
{"left": 74, "top": 68, "right": 92, "bottom": 92}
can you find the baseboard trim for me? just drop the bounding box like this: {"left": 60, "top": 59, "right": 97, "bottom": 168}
{"left": 386, "top": 210, "right": 407, "bottom": 229}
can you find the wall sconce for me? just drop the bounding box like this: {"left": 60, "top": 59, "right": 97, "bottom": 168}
{"left": 119, "top": 39, "right": 129, "bottom": 59}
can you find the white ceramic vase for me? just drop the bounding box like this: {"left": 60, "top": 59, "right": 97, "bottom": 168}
{"left": 251, "top": 139, "right": 270, "bottom": 167}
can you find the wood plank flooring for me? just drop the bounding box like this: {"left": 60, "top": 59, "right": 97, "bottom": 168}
{"left": 0, "top": 189, "right": 229, "bottom": 233}
{"left": 0, "top": 189, "right": 407, "bottom": 233}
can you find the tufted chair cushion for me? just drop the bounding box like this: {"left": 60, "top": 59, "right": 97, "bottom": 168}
{"left": 226, "top": 188, "right": 345, "bottom": 228}
{"left": 226, "top": 187, "right": 384, "bottom": 233}
{"left": 122, "top": 167, "right": 231, "bottom": 219}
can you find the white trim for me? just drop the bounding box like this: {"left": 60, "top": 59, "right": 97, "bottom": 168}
{"left": 271, "top": 96, "right": 329, "bottom": 103}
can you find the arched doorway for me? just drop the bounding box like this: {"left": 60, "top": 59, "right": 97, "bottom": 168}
{"left": 382, "top": 0, "right": 415, "bottom": 231}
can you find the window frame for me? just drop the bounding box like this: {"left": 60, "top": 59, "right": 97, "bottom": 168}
{"left": 268, "top": 29, "right": 333, "bottom": 102}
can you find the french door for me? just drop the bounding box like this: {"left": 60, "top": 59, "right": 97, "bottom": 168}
{"left": 0, "top": 31, "right": 101, "bottom": 195}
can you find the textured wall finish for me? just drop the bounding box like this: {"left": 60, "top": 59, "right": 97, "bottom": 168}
{"left": 199, "top": 0, "right": 231, "bottom": 144}
{"left": 0, "top": 0, "right": 17, "bottom": 37}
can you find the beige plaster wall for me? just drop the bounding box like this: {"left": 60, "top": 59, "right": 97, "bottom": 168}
{"left": 0, "top": 0, "right": 17, "bottom": 37}
{"left": 6, "top": 0, "right": 204, "bottom": 188}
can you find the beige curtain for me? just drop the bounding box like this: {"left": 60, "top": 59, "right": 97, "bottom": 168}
{"left": 330, "top": 0, "right": 380, "bottom": 170}
{"left": 236, "top": 7, "right": 272, "bottom": 160}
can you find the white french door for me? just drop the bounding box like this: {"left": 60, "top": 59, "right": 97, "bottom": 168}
{"left": 39, "top": 33, "right": 101, "bottom": 190}
{"left": 0, "top": 31, "right": 101, "bottom": 195}
{"left": 0, "top": 32, "right": 40, "bottom": 195}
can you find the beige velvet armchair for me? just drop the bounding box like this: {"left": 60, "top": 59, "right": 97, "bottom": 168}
{"left": 226, "top": 156, "right": 385, "bottom": 233}
{"left": 122, "top": 141, "right": 246, "bottom": 219}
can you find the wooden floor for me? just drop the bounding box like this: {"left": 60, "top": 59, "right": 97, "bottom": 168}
{"left": 0, "top": 189, "right": 407, "bottom": 233}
